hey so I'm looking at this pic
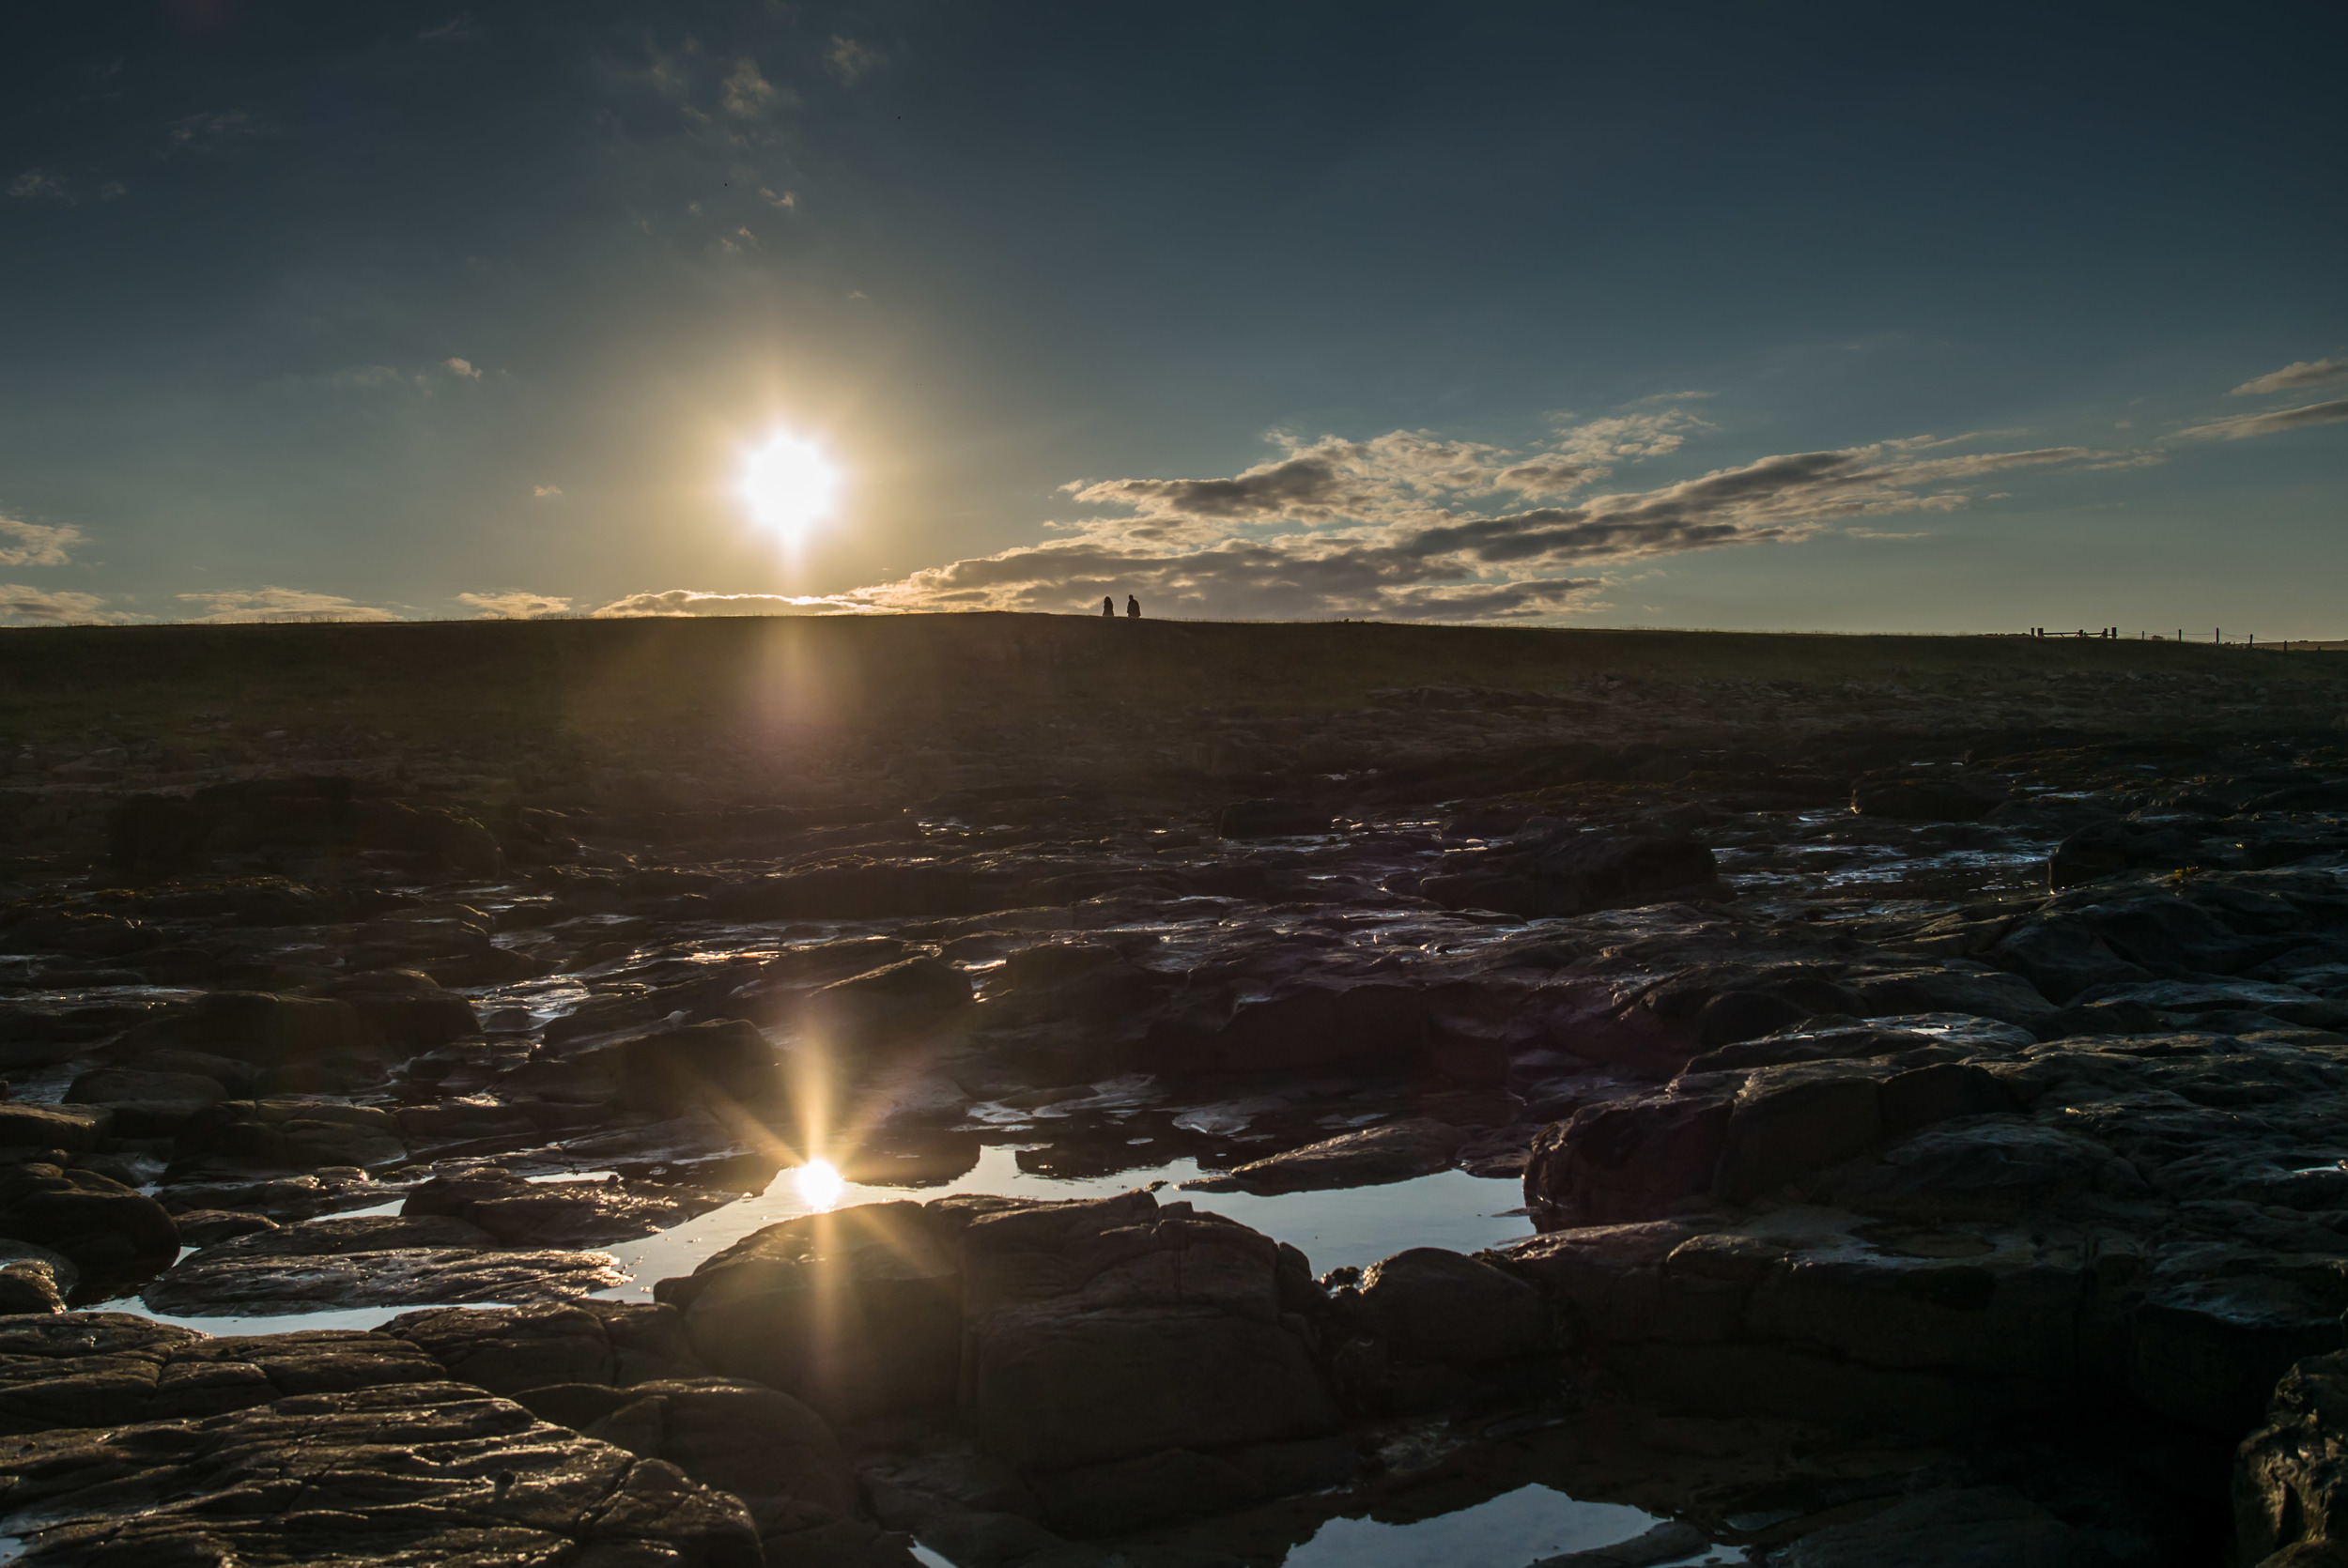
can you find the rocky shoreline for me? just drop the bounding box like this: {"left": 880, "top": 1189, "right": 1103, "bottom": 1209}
{"left": 1, "top": 619, "right": 2346, "bottom": 1563}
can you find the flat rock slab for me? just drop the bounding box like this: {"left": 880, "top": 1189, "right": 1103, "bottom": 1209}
{"left": 1182, "top": 1116, "right": 1468, "bottom": 1193}
{"left": 142, "top": 1214, "right": 626, "bottom": 1315}
{"left": 0, "top": 1312, "right": 443, "bottom": 1434}
{"left": 402, "top": 1165, "right": 740, "bottom": 1247}
{"left": 0, "top": 1381, "right": 762, "bottom": 1566}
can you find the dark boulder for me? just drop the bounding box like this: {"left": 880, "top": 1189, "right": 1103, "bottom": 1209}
{"left": 0, "top": 1161, "right": 178, "bottom": 1278}
{"left": 1352, "top": 1247, "right": 1547, "bottom": 1363}
{"left": 957, "top": 1190, "right": 1340, "bottom": 1471}
{"left": 144, "top": 1214, "right": 627, "bottom": 1316}
{"left": 656, "top": 1202, "right": 964, "bottom": 1422}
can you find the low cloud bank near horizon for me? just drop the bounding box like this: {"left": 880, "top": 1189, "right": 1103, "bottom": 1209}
{"left": 814, "top": 423, "right": 2138, "bottom": 622}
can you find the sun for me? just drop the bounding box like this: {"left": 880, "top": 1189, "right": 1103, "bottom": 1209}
{"left": 793, "top": 1158, "right": 846, "bottom": 1212}
{"left": 739, "top": 430, "right": 841, "bottom": 538}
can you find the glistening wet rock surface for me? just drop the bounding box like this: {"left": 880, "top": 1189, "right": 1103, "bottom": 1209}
{"left": 4, "top": 615, "right": 2348, "bottom": 1562}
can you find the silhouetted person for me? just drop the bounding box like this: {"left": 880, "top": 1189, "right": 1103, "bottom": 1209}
{"left": 1102, "top": 595, "right": 1114, "bottom": 617}
{"left": 1126, "top": 595, "right": 1140, "bottom": 619}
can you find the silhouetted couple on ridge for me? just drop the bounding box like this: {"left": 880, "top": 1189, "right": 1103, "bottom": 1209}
{"left": 1101, "top": 595, "right": 1139, "bottom": 619}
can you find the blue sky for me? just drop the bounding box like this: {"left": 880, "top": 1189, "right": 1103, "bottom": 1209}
{"left": 2, "top": 2, "right": 2342, "bottom": 631}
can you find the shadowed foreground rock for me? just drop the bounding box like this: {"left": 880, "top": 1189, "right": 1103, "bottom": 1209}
{"left": 0, "top": 1383, "right": 765, "bottom": 1566}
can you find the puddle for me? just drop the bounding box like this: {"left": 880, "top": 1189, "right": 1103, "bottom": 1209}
{"left": 86, "top": 1151, "right": 1527, "bottom": 1334}
{"left": 600, "top": 1146, "right": 1529, "bottom": 1296}
{"left": 1282, "top": 1484, "right": 1683, "bottom": 1568}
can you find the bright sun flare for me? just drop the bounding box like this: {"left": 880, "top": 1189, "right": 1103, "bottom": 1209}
{"left": 739, "top": 430, "right": 841, "bottom": 538}
{"left": 793, "top": 1158, "right": 846, "bottom": 1212}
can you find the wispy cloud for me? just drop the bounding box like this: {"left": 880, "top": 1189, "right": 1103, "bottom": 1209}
{"left": 458, "top": 591, "right": 569, "bottom": 618}
{"left": 843, "top": 426, "right": 2131, "bottom": 621}
{"left": 720, "top": 58, "right": 778, "bottom": 118}
{"left": 176, "top": 588, "right": 398, "bottom": 623}
{"left": 592, "top": 589, "right": 869, "bottom": 618}
{"left": 532, "top": 484, "right": 563, "bottom": 499}
{"left": 162, "top": 110, "right": 270, "bottom": 158}
{"left": 2175, "top": 398, "right": 2348, "bottom": 441}
{"left": 443, "top": 357, "right": 482, "bottom": 380}
{"left": 7, "top": 169, "right": 124, "bottom": 205}
{"left": 827, "top": 37, "right": 882, "bottom": 82}
{"left": 0, "top": 585, "right": 117, "bottom": 624}
{"left": 2230, "top": 359, "right": 2348, "bottom": 397}
{"left": 0, "top": 515, "right": 85, "bottom": 568}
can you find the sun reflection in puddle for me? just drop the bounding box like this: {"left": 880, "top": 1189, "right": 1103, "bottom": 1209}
{"left": 793, "top": 1159, "right": 846, "bottom": 1211}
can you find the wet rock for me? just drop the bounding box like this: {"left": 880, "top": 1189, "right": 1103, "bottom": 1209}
{"left": 143, "top": 1213, "right": 625, "bottom": 1315}
{"left": 170, "top": 1097, "right": 408, "bottom": 1172}
{"left": 2076, "top": 977, "right": 2348, "bottom": 1030}
{"left": 796, "top": 957, "right": 974, "bottom": 1047}
{"left": 957, "top": 1189, "right": 1340, "bottom": 1470}
{"left": 656, "top": 1201, "right": 964, "bottom": 1422}
{"left": 0, "top": 1103, "right": 107, "bottom": 1155}
{"left": 0, "top": 1258, "right": 66, "bottom": 1314}
{"left": 523, "top": 1376, "right": 906, "bottom": 1558}
{"left": 0, "top": 1382, "right": 762, "bottom": 1566}
{"left": 332, "top": 969, "right": 484, "bottom": 1054}
{"left": 402, "top": 1165, "right": 737, "bottom": 1247}
{"left": 1523, "top": 1090, "right": 1735, "bottom": 1222}
{"left": 61, "top": 1066, "right": 227, "bottom": 1135}
{"left": 1029, "top": 1445, "right": 1265, "bottom": 1536}
{"left": 2132, "top": 1272, "right": 2346, "bottom": 1436}
{"left": 1147, "top": 978, "right": 1429, "bottom": 1077}
{"left": 169, "top": 1208, "right": 279, "bottom": 1246}
{"left": 1985, "top": 915, "right": 2156, "bottom": 1004}
{"left": 1417, "top": 832, "right": 1724, "bottom": 918}
{"left": 1851, "top": 776, "right": 2006, "bottom": 822}
{"left": 1217, "top": 798, "right": 1331, "bottom": 838}
{"left": 1775, "top": 1485, "right": 2089, "bottom": 1566}
{"left": 388, "top": 1299, "right": 705, "bottom": 1393}
{"left": 1351, "top": 1246, "right": 1547, "bottom": 1363}
{"left": 115, "top": 990, "right": 383, "bottom": 1084}
{"left": 0, "top": 1161, "right": 177, "bottom": 1278}
{"left": 1182, "top": 1117, "right": 1467, "bottom": 1193}
{"left": 1840, "top": 965, "right": 2060, "bottom": 1028}
{"left": 153, "top": 1167, "right": 385, "bottom": 1222}
{"left": 0, "top": 1313, "right": 444, "bottom": 1432}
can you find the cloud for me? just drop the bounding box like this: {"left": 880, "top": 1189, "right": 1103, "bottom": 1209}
{"left": 2174, "top": 398, "right": 2348, "bottom": 441}
{"left": 0, "top": 585, "right": 115, "bottom": 624}
{"left": 163, "top": 110, "right": 269, "bottom": 157}
{"left": 848, "top": 428, "right": 2135, "bottom": 621}
{"left": 458, "top": 591, "right": 569, "bottom": 619}
{"left": 443, "top": 357, "right": 482, "bottom": 379}
{"left": 827, "top": 37, "right": 882, "bottom": 82}
{"left": 0, "top": 515, "right": 85, "bottom": 568}
{"left": 7, "top": 169, "right": 67, "bottom": 202}
{"left": 7, "top": 169, "right": 123, "bottom": 205}
{"left": 1551, "top": 407, "right": 1711, "bottom": 463}
{"left": 533, "top": 484, "right": 563, "bottom": 499}
{"left": 2231, "top": 359, "right": 2348, "bottom": 397}
{"left": 590, "top": 589, "right": 871, "bottom": 618}
{"left": 175, "top": 588, "right": 399, "bottom": 623}
{"left": 720, "top": 58, "right": 777, "bottom": 118}
{"left": 758, "top": 187, "right": 796, "bottom": 209}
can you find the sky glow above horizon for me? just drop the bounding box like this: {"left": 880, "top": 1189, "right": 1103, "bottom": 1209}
{"left": 0, "top": 3, "right": 2342, "bottom": 633}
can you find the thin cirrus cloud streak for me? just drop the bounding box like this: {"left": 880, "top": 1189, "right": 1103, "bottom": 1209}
{"left": 2229, "top": 359, "right": 2348, "bottom": 397}
{"left": 2174, "top": 398, "right": 2348, "bottom": 442}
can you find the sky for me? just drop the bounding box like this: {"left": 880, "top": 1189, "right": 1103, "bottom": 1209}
{"left": 2, "top": 1, "right": 2343, "bottom": 633}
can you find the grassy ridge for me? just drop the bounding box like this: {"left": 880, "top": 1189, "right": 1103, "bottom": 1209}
{"left": 5, "top": 613, "right": 2340, "bottom": 746}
